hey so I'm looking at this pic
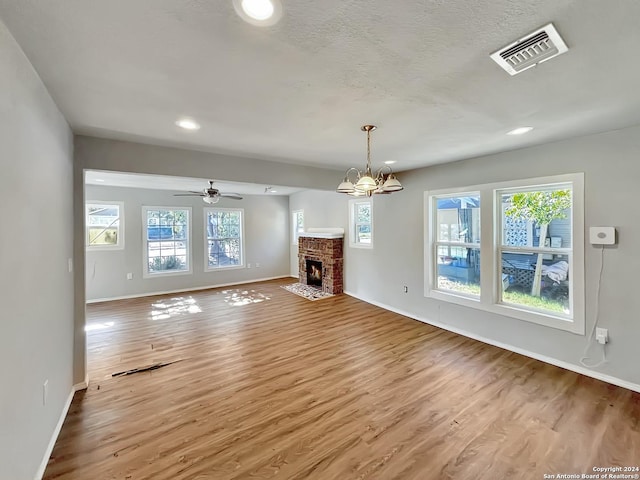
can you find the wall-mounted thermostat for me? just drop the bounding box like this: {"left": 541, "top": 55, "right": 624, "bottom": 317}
{"left": 589, "top": 226, "right": 616, "bottom": 245}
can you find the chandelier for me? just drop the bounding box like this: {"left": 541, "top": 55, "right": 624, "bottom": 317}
{"left": 336, "top": 125, "right": 403, "bottom": 196}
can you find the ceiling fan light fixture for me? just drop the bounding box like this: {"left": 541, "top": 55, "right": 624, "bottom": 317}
{"left": 203, "top": 195, "right": 220, "bottom": 204}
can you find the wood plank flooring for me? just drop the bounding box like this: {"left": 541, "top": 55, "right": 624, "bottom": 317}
{"left": 44, "top": 279, "right": 640, "bottom": 479}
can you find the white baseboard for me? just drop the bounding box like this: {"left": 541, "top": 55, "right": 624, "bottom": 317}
{"left": 87, "top": 276, "right": 290, "bottom": 304}
{"left": 73, "top": 373, "right": 89, "bottom": 391}
{"left": 344, "top": 290, "right": 640, "bottom": 394}
{"left": 34, "top": 387, "right": 75, "bottom": 480}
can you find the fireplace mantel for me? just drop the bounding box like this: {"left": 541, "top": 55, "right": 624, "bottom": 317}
{"left": 299, "top": 232, "right": 343, "bottom": 239}
{"left": 299, "top": 227, "right": 344, "bottom": 239}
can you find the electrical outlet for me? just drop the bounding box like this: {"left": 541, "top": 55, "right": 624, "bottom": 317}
{"left": 247, "top": 263, "right": 252, "bottom": 269}
{"left": 126, "top": 273, "right": 133, "bottom": 280}
{"left": 596, "top": 327, "right": 609, "bottom": 344}
{"left": 43, "top": 380, "right": 48, "bottom": 406}
{"left": 255, "top": 263, "right": 260, "bottom": 268}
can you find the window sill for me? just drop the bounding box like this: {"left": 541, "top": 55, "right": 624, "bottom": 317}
{"left": 349, "top": 243, "right": 373, "bottom": 249}
{"left": 426, "top": 288, "right": 584, "bottom": 335}
{"left": 143, "top": 269, "right": 192, "bottom": 279}
{"left": 205, "top": 264, "right": 245, "bottom": 272}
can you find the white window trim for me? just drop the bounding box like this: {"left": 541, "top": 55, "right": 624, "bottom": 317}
{"left": 426, "top": 190, "right": 481, "bottom": 302}
{"left": 349, "top": 198, "right": 373, "bottom": 249}
{"left": 292, "top": 209, "right": 304, "bottom": 246}
{"left": 85, "top": 200, "right": 125, "bottom": 251}
{"left": 142, "top": 206, "right": 192, "bottom": 278}
{"left": 424, "top": 173, "right": 585, "bottom": 335}
{"left": 203, "top": 207, "right": 245, "bottom": 272}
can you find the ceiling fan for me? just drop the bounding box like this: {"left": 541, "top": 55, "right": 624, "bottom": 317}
{"left": 174, "top": 180, "right": 243, "bottom": 204}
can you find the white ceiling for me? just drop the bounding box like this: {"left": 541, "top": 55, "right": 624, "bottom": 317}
{"left": 85, "top": 170, "right": 301, "bottom": 196}
{"left": 2, "top": 1, "right": 640, "bottom": 172}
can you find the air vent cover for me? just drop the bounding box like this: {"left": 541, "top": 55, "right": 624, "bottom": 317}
{"left": 490, "top": 23, "right": 568, "bottom": 75}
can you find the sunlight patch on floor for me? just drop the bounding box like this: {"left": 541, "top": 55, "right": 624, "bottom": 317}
{"left": 85, "top": 321, "right": 115, "bottom": 332}
{"left": 150, "top": 296, "right": 202, "bottom": 320}
{"left": 222, "top": 289, "right": 271, "bottom": 306}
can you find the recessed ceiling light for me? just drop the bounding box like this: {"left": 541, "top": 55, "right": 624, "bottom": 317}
{"left": 384, "top": 160, "right": 397, "bottom": 165}
{"left": 242, "top": 0, "right": 274, "bottom": 20}
{"left": 507, "top": 126, "right": 533, "bottom": 136}
{"left": 233, "top": 0, "right": 282, "bottom": 26}
{"left": 176, "top": 118, "right": 201, "bottom": 131}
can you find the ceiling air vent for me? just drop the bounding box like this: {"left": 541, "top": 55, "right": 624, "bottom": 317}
{"left": 490, "top": 23, "right": 568, "bottom": 75}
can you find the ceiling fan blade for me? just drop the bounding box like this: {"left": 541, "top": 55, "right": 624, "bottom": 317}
{"left": 173, "top": 193, "right": 205, "bottom": 197}
{"left": 219, "top": 193, "right": 243, "bottom": 200}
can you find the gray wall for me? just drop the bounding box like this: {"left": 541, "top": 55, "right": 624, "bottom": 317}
{"left": 0, "top": 19, "right": 74, "bottom": 480}
{"left": 338, "top": 124, "right": 640, "bottom": 387}
{"left": 85, "top": 185, "right": 290, "bottom": 301}
{"left": 74, "top": 137, "right": 345, "bottom": 384}
{"left": 288, "top": 190, "right": 349, "bottom": 277}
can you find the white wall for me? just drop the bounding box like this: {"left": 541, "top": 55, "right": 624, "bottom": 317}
{"left": 0, "top": 19, "right": 75, "bottom": 480}
{"left": 343, "top": 125, "right": 640, "bottom": 388}
{"left": 288, "top": 190, "right": 349, "bottom": 277}
{"left": 85, "top": 185, "right": 290, "bottom": 301}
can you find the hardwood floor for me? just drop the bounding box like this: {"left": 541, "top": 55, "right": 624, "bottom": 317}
{"left": 45, "top": 279, "right": 640, "bottom": 479}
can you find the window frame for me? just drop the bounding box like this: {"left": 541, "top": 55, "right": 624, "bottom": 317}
{"left": 142, "top": 206, "right": 192, "bottom": 278}
{"left": 85, "top": 201, "right": 125, "bottom": 250}
{"left": 425, "top": 173, "right": 585, "bottom": 334}
{"left": 349, "top": 198, "right": 373, "bottom": 248}
{"left": 292, "top": 209, "right": 304, "bottom": 245}
{"left": 203, "top": 207, "right": 245, "bottom": 272}
{"left": 427, "top": 190, "right": 482, "bottom": 302}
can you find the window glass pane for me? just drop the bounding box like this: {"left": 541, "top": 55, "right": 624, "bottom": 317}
{"left": 145, "top": 208, "right": 189, "bottom": 275}
{"left": 356, "top": 224, "right": 371, "bottom": 244}
{"left": 206, "top": 209, "right": 242, "bottom": 269}
{"left": 149, "top": 255, "right": 187, "bottom": 273}
{"left": 87, "top": 204, "right": 120, "bottom": 246}
{"left": 435, "top": 195, "right": 480, "bottom": 243}
{"left": 436, "top": 247, "right": 480, "bottom": 296}
{"left": 500, "top": 251, "right": 570, "bottom": 316}
{"left": 356, "top": 203, "right": 371, "bottom": 223}
{"left": 501, "top": 187, "right": 572, "bottom": 248}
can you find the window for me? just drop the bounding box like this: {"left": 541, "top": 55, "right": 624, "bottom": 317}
{"left": 425, "top": 173, "right": 584, "bottom": 334}
{"left": 292, "top": 209, "right": 304, "bottom": 245}
{"left": 205, "top": 208, "right": 244, "bottom": 270}
{"left": 143, "top": 207, "right": 191, "bottom": 277}
{"left": 498, "top": 184, "right": 573, "bottom": 317}
{"left": 349, "top": 199, "right": 373, "bottom": 248}
{"left": 86, "top": 202, "right": 124, "bottom": 249}
{"left": 430, "top": 193, "right": 481, "bottom": 298}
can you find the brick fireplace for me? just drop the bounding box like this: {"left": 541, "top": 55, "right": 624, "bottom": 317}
{"left": 298, "top": 229, "right": 344, "bottom": 294}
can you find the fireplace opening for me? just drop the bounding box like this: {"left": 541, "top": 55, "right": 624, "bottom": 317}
{"left": 306, "top": 259, "right": 323, "bottom": 288}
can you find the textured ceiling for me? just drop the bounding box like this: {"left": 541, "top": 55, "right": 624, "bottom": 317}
{"left": 2, "top": 1, "right": 640, "bottom": 172}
